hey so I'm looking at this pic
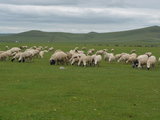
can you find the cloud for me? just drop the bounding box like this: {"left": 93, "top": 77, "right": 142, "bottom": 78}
{"left": 0, "top": 1, "right": 160, "bottom": 33}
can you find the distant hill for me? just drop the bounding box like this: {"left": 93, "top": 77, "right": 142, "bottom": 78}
{"left": 0, "top": 26, "right": 160, "bottom": 45}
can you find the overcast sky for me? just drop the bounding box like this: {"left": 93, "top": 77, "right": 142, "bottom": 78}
{"left": 0, "top": 0, "right": 160, "bottom": 33}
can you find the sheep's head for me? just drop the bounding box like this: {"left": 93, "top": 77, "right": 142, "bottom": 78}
{"left": 132, "top": 59, "right": 138, "bottom": 68}
{"left": 50, "top": 59, "right": 56, "bottom": 65}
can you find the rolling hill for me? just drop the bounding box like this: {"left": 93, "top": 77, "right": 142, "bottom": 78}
{"left": 0, "top": 26, "right": 160, "bottom": 45}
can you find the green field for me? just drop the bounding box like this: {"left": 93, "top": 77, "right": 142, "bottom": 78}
{"left": 0, "top": 43, "right": 160, "bottom": 120}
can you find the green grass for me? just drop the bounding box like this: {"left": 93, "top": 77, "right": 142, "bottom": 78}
{"left": 0, "top": 43, "right": 160, "bottom": 120}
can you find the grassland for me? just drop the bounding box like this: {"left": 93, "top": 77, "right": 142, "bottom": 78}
{"left": 0, "top": 42, "right": 160, "bottom": 120}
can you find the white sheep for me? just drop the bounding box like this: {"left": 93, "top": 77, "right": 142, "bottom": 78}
{"left": 50, "top": 51, "right": 68, "bottom": 65}
{"left": 126, "top": 53, "right": 137, "bottom": 63}
{"left": 39, "top": 50, "right": 48, "bottom": 58}
{"left": 147, "top": 56, "right": 157, "bottom": 70}
{"left": 92, "top": 54, "right": 102, "bottom": 66}
{"left": 135, "top": 54, "right": 149, "bottom": 68}
{"left": 78, "top": 55, "right": 93, "bottom": 66}
{"left": 104, "top": 52, "right": 115, "bottom": 62}
{"left": 18, "top": 51, "right": 33, "bottom": 62}
{"left": 117, "top": 53, "right": 130, "bottom": 63}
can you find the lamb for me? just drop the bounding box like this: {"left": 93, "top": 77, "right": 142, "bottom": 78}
{"left": 50, "top": 51, "right": 68, "bottom": 65}
{"left": 147, "top": 56, "right": 157, "bottom": 70}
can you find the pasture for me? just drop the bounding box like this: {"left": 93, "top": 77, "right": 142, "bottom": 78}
{"left": 0, "top": 42, "right": 160, "bottom": 120}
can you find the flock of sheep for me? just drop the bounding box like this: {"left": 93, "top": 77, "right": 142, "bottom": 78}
{"left": 0, "top": 45, "right": 159, "bottom": 70}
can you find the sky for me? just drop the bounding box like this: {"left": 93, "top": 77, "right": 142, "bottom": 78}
{"left": 0, "top": 0, "right": 160, "bottom": 33}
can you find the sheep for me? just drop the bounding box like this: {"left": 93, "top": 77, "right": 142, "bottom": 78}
{"left": 145, "top": 52, "right": 152, "bottom": 57}
{"left": 78, "top": 55, "right": 93, "bottom": 66}
{"left": 18, "top": 51, "right": 33, "bottom": 62}
{"left": 147, "top": 56, "right": 157, "bottom": 70}
{"left": 39, "top": 50, "right": 48, "bottom": 58}
{"left": 50, "top": 51, "right": 68, "bottom": 65}
{"left": 70, "top": 53, "right": 85, "bottom": 65}
{"left": 9, "top": 47, "right": 21, "bottom": 53}
{"left": 104, "top": 52, "right": 115, "bottom": 62}
{"left": 87, "top": 49, "right": 95, "bottom": 55}
{"left": 132, "top": 54, "right": 149, "bottom": 68}
{"left": 96, "top": 50, "right": 105, "bottom": 55}
{"left": 126, "top": 53, "right": 137, "bottom": 63}
{"left": 20, "top": 46, "right": 28, "bottom": 49}
{"left": 11, "top": 52, "right": 23, "bottom": 62}
{"left": 0, "top": 50, "right": 12, "bottom": 61}
{"left": 117, "top": 53, "right": 130, "bottom": 63}
{"left": 48, "top": 47, "right": 54, "bottom": 51}
{"left": 92, "top": 54, "right": 102, "bottom": 66}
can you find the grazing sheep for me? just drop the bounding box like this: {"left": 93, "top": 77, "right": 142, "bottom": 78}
{"left": 11, "top": 52, "right": 23, "bottom": 62}
{"left": 78, "top": 55, "right": 93, "bottom": 66}
{"left": 20, "top": 46, "right": 28, "bottom": 49}
{"left": 92, "top": 54, "right": 102, "bottom": 66}
{"left": 18, "top": 51, "right": 33, "bottom": 62}
{"left": 147, "top": 56, "right": 157, "bottom": 70}
{"left": 132, "top": 54, "right": 149, "bottom": 68}
{"left": 96, "top": 50, "right": 105, "bottom": 55}
{"left": 145, "top": 52, "right": 152, "bottom": 57}
{"left": 48, "top": 47, "right": 54, "bottom": 51}
{"left": 0, "top": 50, "right": 12, "bottom": 61}
{"left": 39, "top": 50, "right": 48, "bottom": 58}
{"left": 104, "top": 52, "right": 115, "bottom": 62}
{"left": 70, "top": 53, "right": 85, "bottom": 65}
{"left": 117, "top": 53, "right": 130, "bottom": 63}
{"left": 126, "top": 53, "right": 137, "bottom": 63}
{"left": 9, "top": 47, "right": 21, "bottom": 53}
{"left": 87, "top": 49, "right": 95, "bottom": 55}
{"left": 50, "top": 51, "right": 68, "bottom": 65}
